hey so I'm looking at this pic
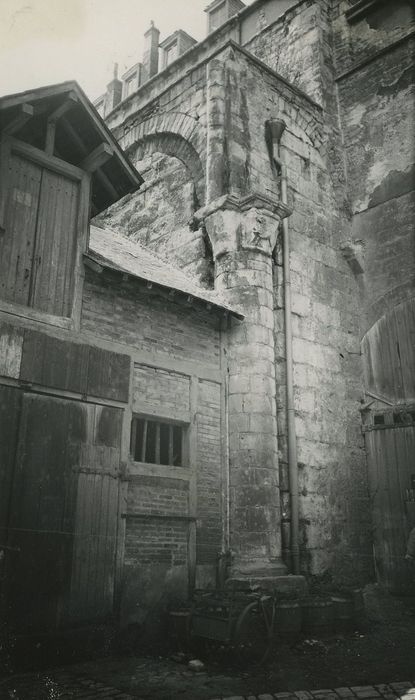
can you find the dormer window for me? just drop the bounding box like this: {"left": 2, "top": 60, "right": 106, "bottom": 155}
{"left": 94, "top": 96, "right": 106, "bottom": 118}
{"left": 205, "top": 0, "right": 246, "bottom": 34}
{"left": 165, "top": 42, "right": 178, "bottom": 66}
{"left": 160, "top": 30, "right": 197, "bottom": 70}
{"left": 210, "top": 0, "right": 227, "bottom": 31}
{"left": 122, "top": 64, "right": 142, "bottom": 100}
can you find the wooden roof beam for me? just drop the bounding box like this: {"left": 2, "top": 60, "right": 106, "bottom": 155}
{"left": 48, "top": 91, "right": 78, "bottom": 122}
{"left": 96, "top": 169, "right": 119, "bottom": 201}
{"left": 81, "top": 143, "right": 114, "bottom": 172}
{"left": 3, "top": 103, "right": 34, "bottom": 136}
{"left": 61, "top": 116, "right": 118, "bottom": 202}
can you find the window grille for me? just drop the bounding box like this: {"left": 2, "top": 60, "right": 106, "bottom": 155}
{"left": 130, "top": 416, "right": 186, "bottom": 466}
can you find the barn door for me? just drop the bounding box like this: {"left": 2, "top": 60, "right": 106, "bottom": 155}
{"left": 5, "top": 393, "right": 82, "bottom": 632}
{"left": 0, "top": 386, "right": 22, "bottom": 623}
{"left": 1, "top": 391, "right": 122, "bottom": 633}
{"left": 365, "top": 422, "right": 415, "bottom": 594}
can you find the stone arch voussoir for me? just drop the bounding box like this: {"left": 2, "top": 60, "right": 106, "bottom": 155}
{"left": 121, "top": 113, "right": 206, "bottom": 206}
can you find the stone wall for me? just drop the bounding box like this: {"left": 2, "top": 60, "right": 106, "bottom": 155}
{"left": 218, "top": 46, "right": 372, "bottom": 583}
{"left": 243, "top": 0, "right": 325, "bottom": 104}
{"left": 100, "top": 27, "right": 375, "bottom": 586}
{"left": 335, "top": 10, "right": 415, "bottom": 333}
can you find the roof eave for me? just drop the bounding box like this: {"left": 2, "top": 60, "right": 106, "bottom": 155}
{"left": 84, "top": 251, "right": 244, "bottom": 320}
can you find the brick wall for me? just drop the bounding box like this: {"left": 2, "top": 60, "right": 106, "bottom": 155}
{"left": 133, "top": 364, "right": 190, "bottom": 415}
{"left": 125, "top": 519, "right": 188, "bottom": 566}
{"left": 80, "top": 265, "right": 224, "bottom": 627}
{"left": 196, "top": 379, "right": 223, "bottom": 564}
{"left": 127, "top": 476, "right": 189, "bottom": 518}
{"left": 81, "top": 269, "right": 221, "bottom": 367}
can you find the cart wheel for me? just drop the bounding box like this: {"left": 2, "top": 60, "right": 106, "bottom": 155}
{"left": 233, "top": 597, "right": 276, "bottom": 666}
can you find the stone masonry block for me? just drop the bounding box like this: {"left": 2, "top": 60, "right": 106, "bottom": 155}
{"left": 334, "top": 689, "right": 358, "bottom": 699}
{"left": 350, "top": 688, "right": 381, "bottom": 699}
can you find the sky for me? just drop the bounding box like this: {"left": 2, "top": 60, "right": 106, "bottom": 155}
{"left": 0, "top": 0, "right": 253, "bottom": 102}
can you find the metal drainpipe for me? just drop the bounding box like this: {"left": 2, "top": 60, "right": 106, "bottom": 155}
{"left": 266, "top": 119, "right": 300, "bottom": 575}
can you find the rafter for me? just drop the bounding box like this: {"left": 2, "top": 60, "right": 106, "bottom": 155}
{"left": 3, "top": 103, "right": 34, "bottom": 136}
{"left": 61, "top": 116, "right": 118, "bottom": 202}
{"left": 81, "top": 143, "right": 113, "bottom": 173}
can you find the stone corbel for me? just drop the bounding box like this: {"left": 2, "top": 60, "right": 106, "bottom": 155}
{"left": 340, "top": 239, "right": 365, "bottom": 274}
{"left": 193, "top": 192, "right": 291, "bottom": 259}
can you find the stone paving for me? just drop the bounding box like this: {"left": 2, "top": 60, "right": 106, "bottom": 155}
{"left": 212, "top": 685, "right": 415, "bottom": 700}
{"left": 0, "top": 676, "right": 414, "bottom": 700}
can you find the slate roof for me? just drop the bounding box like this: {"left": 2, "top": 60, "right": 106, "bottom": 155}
{"left": 86, "top": 225, "right": 244, "bottom": 319}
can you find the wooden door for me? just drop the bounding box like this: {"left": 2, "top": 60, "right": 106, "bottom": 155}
{"left": 0, "top": 153, "right": 42, "bottom": 305}
{"left": 365, "top": 425, "right": 415, "bottom": 594}
{"left": 5, "top": 393, "right": 82, "bottom": 632}
{"left": 0, "top": 386, "right": 22, "bottom": 620}
{"left": 0, "top": 147, "right": 81, "bottom": 317}
{"left": 2, "top": 391, "right": 123, "bottom": 633}
{"left": 30, "top": 168, "right": 79, "bottom": 316}
{"left": 67, "top": 404, "right": 123, "bottom": 624}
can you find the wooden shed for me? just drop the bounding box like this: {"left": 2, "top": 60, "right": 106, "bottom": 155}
{"left": 0, "top": 82, "right": 142, "bottom": 637}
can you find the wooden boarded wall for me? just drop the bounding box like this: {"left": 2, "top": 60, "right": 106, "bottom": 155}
{"left": 365, "top": 424, "right": 415, "bottom": 594}
{"left": 0, "top": 148, "right": 81, "bottom": 318}
{"left": 362, "top": 297, "right": 415, "bottom": 403}
{"left": 0, "top": 324, "right": 129, "bottom": 633}
{"left": 362, "top": 297, "right": 415, "bottom": 593}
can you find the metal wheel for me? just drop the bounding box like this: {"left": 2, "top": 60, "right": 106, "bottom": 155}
{"left": 233, "top": 596, "right": 276, "bottom": 665}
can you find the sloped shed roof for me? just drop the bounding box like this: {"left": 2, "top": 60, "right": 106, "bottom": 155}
{"left": 87, "top": 225, "right": 244, "bottom": 319}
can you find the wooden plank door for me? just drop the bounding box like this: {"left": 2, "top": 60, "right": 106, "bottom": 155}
{"left": 366, "top": 425, "right": 415, "bottom": 594}
{"left": 0, "top": 385, "right": 22, "bottom": 620}
{"left": 30, "top": 168, "right": 80, "bottom": 317}
{"left": 5, "top": 393, "right": 83, "bottom": 633}
{"left": 0, "top": 142, "right": 82, "bottom": 318}
{"left": 3, "top": 390, "right": 123, "bottom": 633}
{"left": 67, "top": 404, "right": 123, "bottom": 624}
{"left": 0, "top": 152, "right": 42, "bottom": 305}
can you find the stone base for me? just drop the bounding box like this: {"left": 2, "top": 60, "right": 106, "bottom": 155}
{"left": 230, "top": 557, "right": 287, "bottom": 578}
{"left": 226, "top": 574, "right": 308, "bottom": 598}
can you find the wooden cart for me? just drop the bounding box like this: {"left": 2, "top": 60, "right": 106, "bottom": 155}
{"left": 189, "top": 587, "right": 277, "bottom": 664}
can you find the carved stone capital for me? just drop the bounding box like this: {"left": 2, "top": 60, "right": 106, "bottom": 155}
{"left": 193, "top": 192, "right": 291, "bottom": 259}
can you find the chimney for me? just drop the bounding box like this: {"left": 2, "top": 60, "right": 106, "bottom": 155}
{"left": 142, "top": 21, "right": 160, "bottom": 81}
{"left": 106, "top": 63, "right": 122, "bottom": 111}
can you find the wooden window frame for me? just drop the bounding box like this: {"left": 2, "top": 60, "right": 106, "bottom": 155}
{"left": 0, "top": 135, "right": 90, "bottom": 331}
{"left": 130, "top": 414, "right": 189, "bottom": 468}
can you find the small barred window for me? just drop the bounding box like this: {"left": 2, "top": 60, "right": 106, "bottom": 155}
{"left": 130, "top": 417, "right": 186, "bottom": 466}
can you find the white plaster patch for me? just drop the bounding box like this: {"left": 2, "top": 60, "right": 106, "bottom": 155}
{"left": 347, "top": 104, "right": 366, "bottom": 127}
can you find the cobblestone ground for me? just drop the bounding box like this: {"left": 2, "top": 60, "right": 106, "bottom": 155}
{"left": 0, "top": 671, "right": 134, "bottom": 699}
{"left": 1, "top": 674, "right": 414, "bottom": 700}
{"left": 1, "top": 587, "right": 414, "bottom": 700}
